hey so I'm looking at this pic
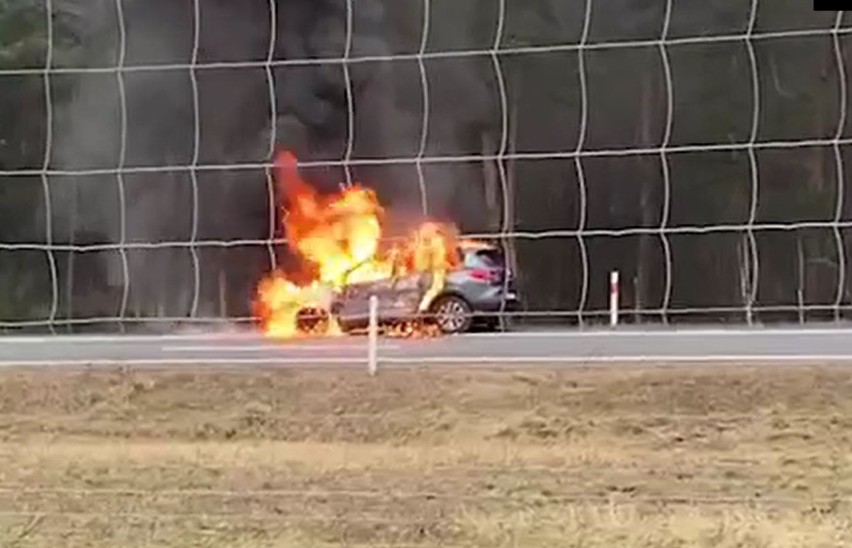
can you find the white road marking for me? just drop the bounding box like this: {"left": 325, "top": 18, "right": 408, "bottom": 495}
{"left": 461, "top": 327, "right": 852, "bottom": 338}
{"left": 163, "top": 343, "right": 400, "bottom": 353}
{"left": 4, "top": 326, "right": 852, "bottom": 345}
{"left": 1, "top": 354, "right": 852, "bottom": 368}
{"left": 0, "top": 334, "right": 259, "bottom": 344}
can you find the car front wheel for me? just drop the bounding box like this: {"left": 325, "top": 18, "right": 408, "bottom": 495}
{"left": 295, "top": 307, "right": 331, "bottom": 335}
{"left": 430, "top": 295, "right": 473, "bottom": 334}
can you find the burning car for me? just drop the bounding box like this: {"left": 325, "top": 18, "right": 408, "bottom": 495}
{"left": 253, "top": 149, "right": 520, "bottom": 338}
{"left": 296, "top": 239, "right": 520, "bottom": 335}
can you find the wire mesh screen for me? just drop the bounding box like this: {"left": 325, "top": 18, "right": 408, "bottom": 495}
{"left": 0, "top": 0, "right": 849, "bottom": 332}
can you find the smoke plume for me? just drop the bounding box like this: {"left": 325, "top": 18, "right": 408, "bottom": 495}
{"left": 50, "top": 0, "right": 495, "bottom": 322}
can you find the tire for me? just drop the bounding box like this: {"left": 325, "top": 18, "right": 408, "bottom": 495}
{"left": 295, "top": 307, "right": 330, "bottom": 335}
{"left": 430, "top": 295, "right": 473, "bottom": 334}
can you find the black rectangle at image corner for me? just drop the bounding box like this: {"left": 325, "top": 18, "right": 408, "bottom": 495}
{"left": 814, "top": 0, "right": 849, "bottom": 11}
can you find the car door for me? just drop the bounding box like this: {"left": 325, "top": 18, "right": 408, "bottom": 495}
{"left": 336, "top": 274, "right": 429, "bottom": 325}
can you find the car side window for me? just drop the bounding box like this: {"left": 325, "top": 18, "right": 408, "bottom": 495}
{"left": 462, "top": 252, "right": 482, "bottom": 269}
{"left": 463, "top": 250, "right": 503, "bottom": 269}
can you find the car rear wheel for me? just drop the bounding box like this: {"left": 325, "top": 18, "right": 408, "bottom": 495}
{"left": 431, "top": 295, "right": 473, "bottom": 334}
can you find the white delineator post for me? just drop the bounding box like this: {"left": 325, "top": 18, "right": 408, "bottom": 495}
{"left": 609, "top": 270, "right": 619, "bottom": 327}
{"left": 368, "top": 294, "right": 378, "bottom": 376}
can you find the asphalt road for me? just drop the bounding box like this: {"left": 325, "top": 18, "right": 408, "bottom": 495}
{"left": 3, "top": 326, "right": 852, "bottom": 367}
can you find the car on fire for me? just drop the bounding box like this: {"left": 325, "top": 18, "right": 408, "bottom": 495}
{"left": 295, "top": 240, "right": 520, "bottom": 335}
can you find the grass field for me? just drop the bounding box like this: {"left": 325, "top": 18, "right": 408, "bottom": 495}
{"left": 1, "top": 364, "right": 851, "bottom": 547}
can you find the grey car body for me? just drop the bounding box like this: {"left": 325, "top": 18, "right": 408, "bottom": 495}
{"left": 299, "top": 242, "right": 520, "bottom": 334}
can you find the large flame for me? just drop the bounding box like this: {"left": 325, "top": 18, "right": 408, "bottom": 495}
{"left": 255, "top": 150, "right": 460, "bottom": 337}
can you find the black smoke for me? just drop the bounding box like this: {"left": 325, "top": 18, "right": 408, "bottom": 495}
{"left": 49, "top": 0, "right": 496, "bottom": 324}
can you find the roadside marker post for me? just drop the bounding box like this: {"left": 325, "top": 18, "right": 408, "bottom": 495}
{"left": 610, "top": 271, "right": 619, "bottom": 327}
{"left": 368, "top": 295, "right": 378, "bottom": 376}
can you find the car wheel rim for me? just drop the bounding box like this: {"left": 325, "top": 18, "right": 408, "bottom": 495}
{"left": 437, "top": 300, "right": 467, "bottom": 332}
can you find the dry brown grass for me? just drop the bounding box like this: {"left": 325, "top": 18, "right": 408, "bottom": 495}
{"left": 0, "top": 364, "right": 851, "bottom": 546}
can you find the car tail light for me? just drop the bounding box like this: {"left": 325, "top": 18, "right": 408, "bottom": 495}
{"left": 470, "top": 268, "right": 501, "bottom": 283}
{"left": 469, "top": 269, "right": 489, "bottom": 281}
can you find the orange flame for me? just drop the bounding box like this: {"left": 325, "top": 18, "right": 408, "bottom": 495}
{"left": 255, "top": 150, "right": 460, "bottom": 337}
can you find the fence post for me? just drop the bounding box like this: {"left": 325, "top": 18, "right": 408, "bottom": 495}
{"left": 609, "top": 271, "right": 619, "bottom": 327}
{"left": 368, "top": 295, "right": 378, "bottom": 376}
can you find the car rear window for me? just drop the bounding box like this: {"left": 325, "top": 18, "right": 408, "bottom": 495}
{"left": 463, "top": 248, "right": 504, "bottom": 269}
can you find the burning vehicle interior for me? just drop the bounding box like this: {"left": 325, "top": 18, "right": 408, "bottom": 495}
{"left": 254, "top": 150, "right": 520, "bottom": 338}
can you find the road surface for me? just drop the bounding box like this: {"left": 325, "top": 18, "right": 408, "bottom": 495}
{"left": 2, "top": 326, "right": 852, "bottom": 367}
